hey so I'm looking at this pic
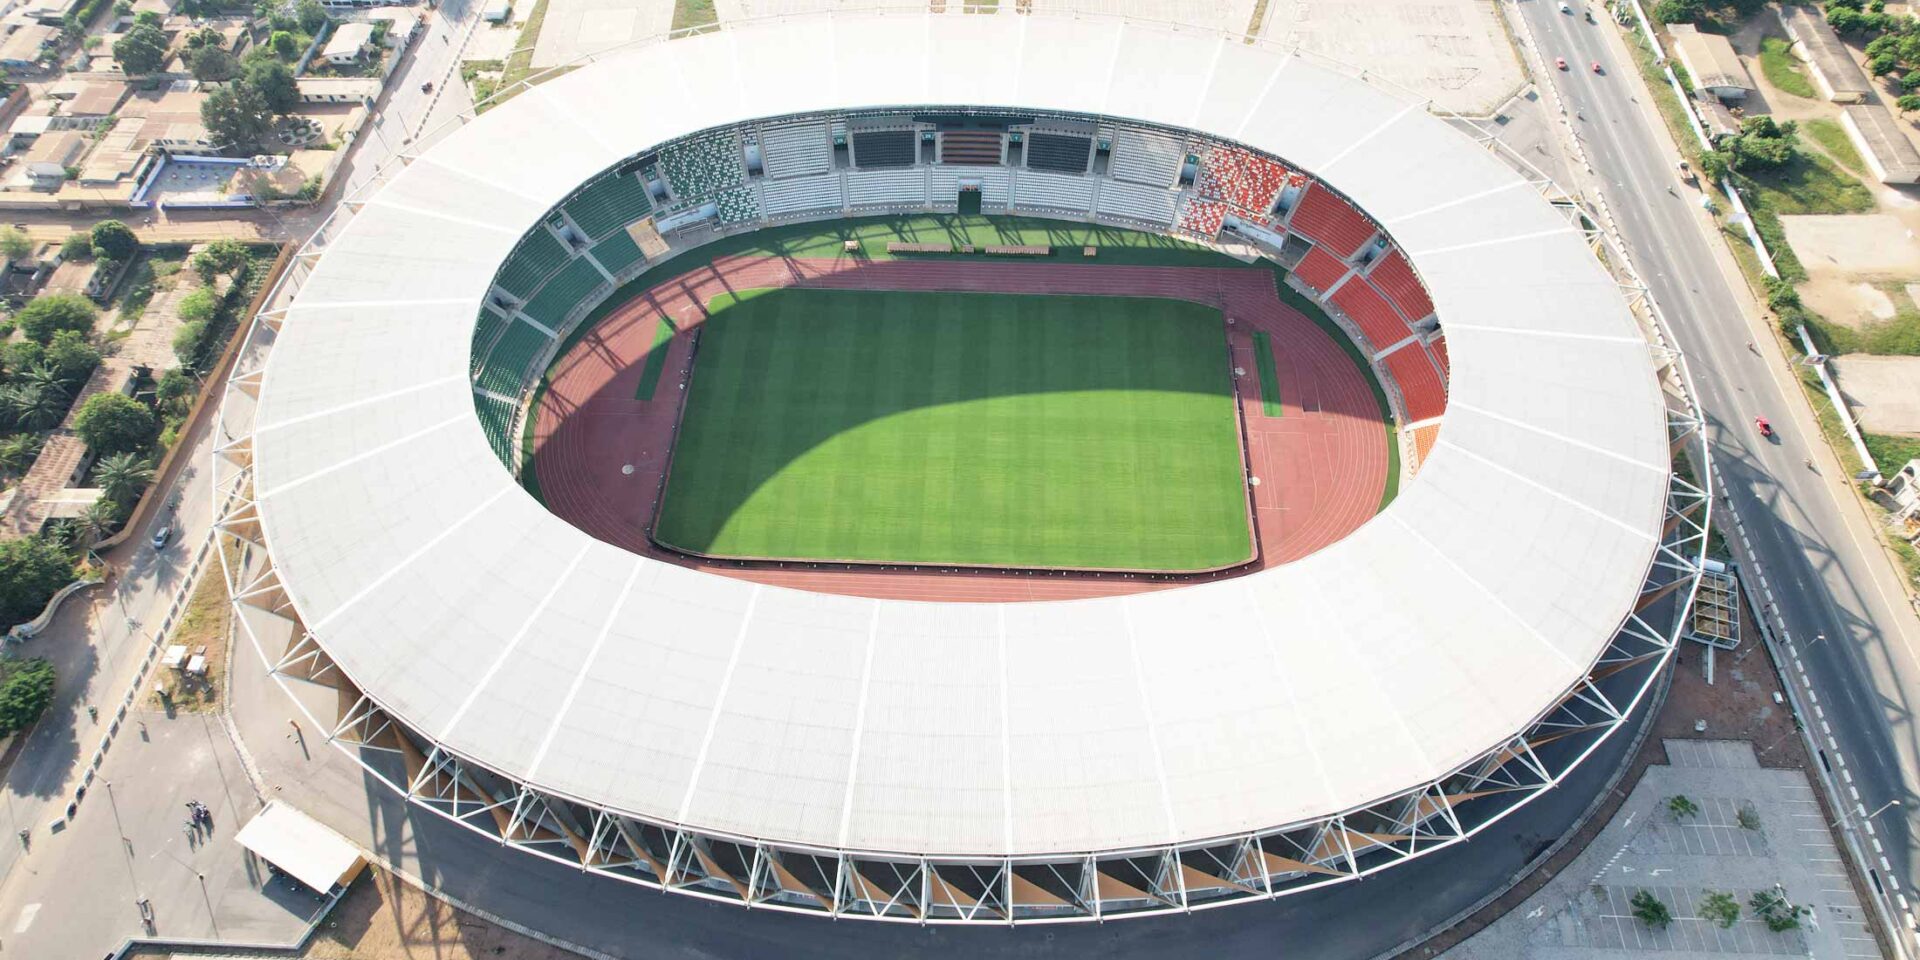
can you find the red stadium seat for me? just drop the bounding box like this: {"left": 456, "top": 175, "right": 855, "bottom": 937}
{"left": 1197, "top": 145, "right": 1291, "bottom": 215}
{"left": 1293, "top": 246, "right": 1349, "bottom": 294}
{"left": 1367, "top": 251, "right": 1434, "bottom": 322}
{"left": 1288, "top": 185, "right": 1377, "bottom": 258}
{"left": 1329, "top": 278, "right": 1413, "bottom": 351}
{"left": 1175, "top": 197, "right": 1228, "bottom": 238}
{"left": 1384, "top": 346, "right": 1447, "bottom": 423}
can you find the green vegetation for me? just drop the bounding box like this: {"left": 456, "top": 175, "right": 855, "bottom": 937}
{"left": 15, "top": 295, "right": 97, "bottom": 345}
{"left": 0, "top": 539, "right": 76, "bottom": 630}
{"left": 1251, "top": 330, "right": 1282, "bottom": 417}
{"left": 655, "top": 289, "right": 1252, "bottom": 571}
{"left": 1668, "top": 794, "right": 1700, "bottom": 819}
{"left": 1699, "top": 891, "right": 1741, "bottom": 928}
{"left": 498, "top": 0, "right": 554, "bottom": 100}
{"left": 1738, "top": 150, "right": 1874, "bottom": 217}
{"left": 1867, "top": 433, "right": 1920, "bottom": 473}
{"left": 73, "top": 393, "right": 155, "bottom": 457}
{"left": 1750, "top": 888, "right": 1808, "bottom": 932}
{"left": 1758, "top": 35, "right": 1817, "bottom": 99}
{"left": 670, "top": 0, "right": 717, "bottom": 32}
{"left": 0, "top": 658, "right": 56, "bottom": 735}
{"left": 634, "top": 315, "right": 675, "bottom": 400}
{"left": 1630, "top": 889, "right": 1673, "bottom": 929}
{"left": 1802, "top": 117, "right": 1868, "bottom": 176}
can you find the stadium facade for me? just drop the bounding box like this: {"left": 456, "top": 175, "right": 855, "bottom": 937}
{"left": 214, "top": 12, "right": 1713, "bottom": 922}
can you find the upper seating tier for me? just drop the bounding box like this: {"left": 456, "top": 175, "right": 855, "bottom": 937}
{"left": 1289, "top": 184, "right": 1377, "bottom": 258}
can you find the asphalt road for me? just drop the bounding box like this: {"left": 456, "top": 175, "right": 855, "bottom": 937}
{"left": 1514, "top": 0, "right": 1920, "bottom": 932}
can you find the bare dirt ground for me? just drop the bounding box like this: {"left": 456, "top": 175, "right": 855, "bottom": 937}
{"left": 302, "top": 868, "right": 579, "bottom": 960}
{"left": 1834, "top": 354, "right": 1920, "bottom": 435}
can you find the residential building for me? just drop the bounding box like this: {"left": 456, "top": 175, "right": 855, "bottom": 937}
{"left": 1840, "top": 103, "right": 1920, "bottom": 184}
{"left": 1669, "top": 24, "right": 1753, "bottom": 101}
{"left": 295, "top": 76, "right": 379, "bottom": 103}
{"left": 0, "top": 21, "right": 56, "bottom": 71}
{"left": 1778, "top": 5, "right": 1873, "bottom": 103}
{"left": 321, "top": 21, "right": 375, "bottom": 63}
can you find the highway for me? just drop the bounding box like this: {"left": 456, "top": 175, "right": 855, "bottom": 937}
{"left": 1513, "top": 0, "right": 1920, "bottom": 940}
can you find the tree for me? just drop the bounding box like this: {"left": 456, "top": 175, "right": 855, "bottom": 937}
{"left": 15, "top": 294, "right": 98, "bottom": 344}
{"left": 112, "top": 21, "right": 169, "bottom": 75}
{"left": 133, "top": 8, "right": 160, "bottom": 26}
{"left": 1699, "top": 891, "right": 1740, "bottom": 929}
{"left": 1899, "top": 93, "right": 1920, "bottom": 114}
{"left": 245, "top": 58, "right": 299, "bottom": 114}
{"left": 1750, "top": 888, "right": 1808, "bottom": 932}
{"left": 191, "top": 45, "right": 239, "bottom": 82}
{"left": 89, "top": 220, "right": 138, "bottom": 263}
{"left": 44, "top": 330, "right": 100, "bottom": 389}
{"left": 191, "top": 238, "right": 251, "bottom": 282}
{"left": 201, "top": 81, "right": 273, "bottom": 151}
{"left": 172, "top": 320, "right": 209, "bottom": 367}
{"left": 269, "top": 29, "right": 298, "bottom": 59}
{"left": 0, "top": 659, "right": 57, "bottom": 733}
{"left": 185, "top": 24, "right": 223, "bottom": 49}
{"left": 1827, "top": 6, "right": 1867, "bottom": 33}
{"left": 59, "top": 232, "right": 92, "bottom": 261}
{"left": 1, "top": 341, "right": 44, "bottom": 380}
{"left": 0, "top": 227, "right": 30, "bottom": 261}
{"left": 2, "top": 384, "right": 68, "bottom": 433}
{"left": 1652, "top": 0, "right": 1706, "bottom": 23}
{"left": 74, "top": 496, "right": 120, "bottom": 548}
{"left": 92, "top": 450, "right": 153, "bottom": 506}
{"left": 177, "top": 286, "right": 218, "bottom": 325}
{"left": 0, "top": 539, "right": 76, "bottom": 629}
{"left": 1720, "top": 116, "right": 1799, "bottom": 171}
{"left": 72, "top": 392, "right": 155, "bottom": 457}
{"left": 296, "top": 0, "right": 328, "bottom": 33}
{"left": 156, "top": 368, "right": 196, "bottom": 415}
{"left": 1630, "top": 890, "right": 1672, "bottom": 929}
{"left": 0, "top": 433, "right": 42, "bottom": 476}
{"left": 1667, "top": 795, "right": 1700, "bottom": 819}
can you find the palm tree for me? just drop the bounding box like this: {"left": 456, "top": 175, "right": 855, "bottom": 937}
{"left": 4, "top": 384, "right": 67, "bottom": 432}
{"left": 15, "top": 364, "right": 67, "bottom": 402}
{"left": 0, "top": 433, "right": 41, "bottom": 477}
{"left": 75, "top": 496, "right": 120, "bottom": 548}
{"left": 92, "top": 451, "right": 153, "bottom": 506}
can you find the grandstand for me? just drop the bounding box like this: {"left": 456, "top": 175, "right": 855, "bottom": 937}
{"left": 231, "top": 11, "right": 1704, "bottom": 927}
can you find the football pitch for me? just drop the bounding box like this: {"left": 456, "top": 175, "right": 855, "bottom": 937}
{"left": 652, "top": 288, "right": 1253, "bottom": 571}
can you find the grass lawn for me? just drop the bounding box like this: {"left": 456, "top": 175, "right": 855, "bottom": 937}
{"left": 654, "top": 288, "right": 1251, "bottom": 571}
{"left": 1741, "top": 150, "right": 1874, "bottom": 216}
{"left": 1758, "top": 36, "right": 1817, "bottom": 100}
{"left": 1803, "top": 118, "right": 1869, "bottom": 177}
{"left": 634, "top": 314, "right": 675, "bottom": 399}
{"left": 670, "top": 0, "right": 717, "bottom": 31}
{"left": 1251, "top": 330, "right": 1282, "bottom": 416}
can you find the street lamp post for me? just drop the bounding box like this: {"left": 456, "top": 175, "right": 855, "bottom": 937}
{"left": 101, "top": 780, "right": 143, "bottom": 916}
{"left": 1868, "top": 798, "right": 1902, "bottom": 821}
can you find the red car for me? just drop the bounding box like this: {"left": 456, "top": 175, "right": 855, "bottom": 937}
{"left": 1591, "top": 61, "right": 1604, "bottom": 74}
{"left": 1556, "top": 56, "right": 1568, "bottom": 70}
{"left": 1755, "top": 416, "right": 1774, "bottom": 439}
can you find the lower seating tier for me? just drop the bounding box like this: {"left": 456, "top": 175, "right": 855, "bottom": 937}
{"left": 1094, "top": 179, "right": 1179, "bottom": 226}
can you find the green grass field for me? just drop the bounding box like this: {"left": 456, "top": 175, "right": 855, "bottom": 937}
{"left": 653, "top": 288, "right": 1252, "bottom": 571}
{"left": 1251, "top": 330, "right": 1282, "bottom": 417}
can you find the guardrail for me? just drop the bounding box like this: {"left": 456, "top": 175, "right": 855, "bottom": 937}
{"left": 5, "top": 577, "right": 104, "bottom": 642}
{"left": 1796, "top": 324, "right": 1881, "bottom": 479}
{"left": 1616, "top": 0, "right": 1778, "bottom": 277}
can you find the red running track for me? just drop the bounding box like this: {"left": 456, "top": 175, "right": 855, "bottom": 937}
{"left": 532, "top": 255, "right": 1390, "bottom": 603}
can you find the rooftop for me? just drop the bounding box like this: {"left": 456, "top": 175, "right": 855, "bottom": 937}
{"left": 256, "top": 13, "right": 1669, "bottom": 861}
{"left": 1669, "top": 23, "right": 1752, "bottom": 94}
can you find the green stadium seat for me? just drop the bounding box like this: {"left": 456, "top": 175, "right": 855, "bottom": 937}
{"left": 475, "top": 317, "right": 552, "bottom": 398}
{"left": 494, "top": 228, "right": 572, "bottom": 299}
{"left": 473, "top": 391, "right": 518, "bottom": 466}
{"left": 471, "top": 304, "right": 512, "bottom": 373}
{"left": 563, "top": 173, "right": 654, "bottom": 240}
{"left": 591, "top": 231, "right": 646, "bottom": 275}
{"left": 660, "top": 135, "right": 743, "bottom": 201}
{"left": 523, "top": 258, "right": 606, "bottom": 330}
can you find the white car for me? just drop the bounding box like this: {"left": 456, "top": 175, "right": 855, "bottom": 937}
{"left": 1559, "top": 1, "right": 1572, "bottom": 11}
{"left": 149, "top": 526, "right": 172, "bottom": 550}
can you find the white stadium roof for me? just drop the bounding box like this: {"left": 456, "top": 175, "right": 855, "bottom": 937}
{"left": 253, "top": 13, "right": 1669, "bottom": 860}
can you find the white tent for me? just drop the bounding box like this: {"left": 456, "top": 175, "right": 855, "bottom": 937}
{"left": 234, "top": 800, "right": 366, "bottom": 893}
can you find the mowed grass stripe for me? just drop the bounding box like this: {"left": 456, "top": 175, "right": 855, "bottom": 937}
{"left": 1252, "top": 330, "right": 1282, "bottom": 417}
{"left": 634, "top": 315, "right": 676, "bottom": 400}
{"left": 655, "top": 289, "right": 1250, "bottom": 571}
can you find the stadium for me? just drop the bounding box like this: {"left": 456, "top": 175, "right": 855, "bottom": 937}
{"left": 214, "top": 11, "right": 1712, "bottom": 924}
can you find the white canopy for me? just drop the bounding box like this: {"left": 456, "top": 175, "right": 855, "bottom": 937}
{"left": 234, "top": 800, "right": 365, "bottom": 892}
{"left": 254, "top": 13, "right": 1668, "bottom": 858}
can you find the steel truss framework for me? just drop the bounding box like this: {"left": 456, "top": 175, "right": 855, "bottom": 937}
{"left": 212, "top": 19, "right": 1713, "bottom": 925}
